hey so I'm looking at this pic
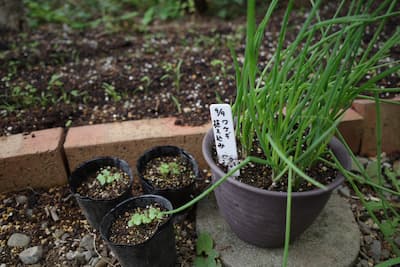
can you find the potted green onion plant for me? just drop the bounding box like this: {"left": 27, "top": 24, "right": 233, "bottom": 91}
{"left": 202, "top": 0, "right": 400, "bottom": 250}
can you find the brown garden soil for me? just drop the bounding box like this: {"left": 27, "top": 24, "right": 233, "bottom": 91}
{"left": 0, "top": 2, "right": 399, "bottom": 137}
{"left": 142, "top": 155, "right": 197, "bottom": 189}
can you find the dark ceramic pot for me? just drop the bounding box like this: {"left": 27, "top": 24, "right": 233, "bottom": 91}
{"left": 100, "top": 195, "right": 176, "bottom": 267}
{"left": 202, "top": 128, "right": 350, "bottom": 248}
{"left": 137, "top": 146, "right": 200, "bottom": 209}
{"left": 69, "top": 157, "right": 134, "bottom": 230}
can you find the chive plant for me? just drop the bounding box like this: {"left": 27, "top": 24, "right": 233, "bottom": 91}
{"left": 231, "top": 0, "right": 400, "bottom": 188}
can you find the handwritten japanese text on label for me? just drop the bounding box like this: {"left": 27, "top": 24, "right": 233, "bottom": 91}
{"left": 210, "top": 104, "right": 239, "bottom": 176}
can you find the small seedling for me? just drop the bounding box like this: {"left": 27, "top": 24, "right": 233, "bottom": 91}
{"left": 158, "top": 162, "right": 181, "bottom": 176}
{"left": 170, "top": 95, "right": 182, "bottom": 113}
{"left": 102, "top": 82, "right": 122, "bottom": 102}
{"left": 161, "top": 60, "right": 183, "bottom": 91}
{"left": 96, "top": 168, "right": 122, "bottom": 186}
{"left": 194, "top": 232, "right": 221, "bottom": 267}
{"left": 211, "top": 59, "right": 226, "bottom": 78}
{"left": 128, "top": 207, "right": 164, "bottom": 227}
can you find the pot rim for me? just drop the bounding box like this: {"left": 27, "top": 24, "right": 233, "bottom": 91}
{"left": 100, "top": 194, "right": 174, "bottom": 248}
{"left": 202, "top": 128, "right": 350, "bottom": 198}
{"left": 69, "top": 156, "right": 134, "bottom": 202}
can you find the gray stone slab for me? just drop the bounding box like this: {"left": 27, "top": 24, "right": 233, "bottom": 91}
{"left": 196, "top": 193, "right": 360, "bottom": 267}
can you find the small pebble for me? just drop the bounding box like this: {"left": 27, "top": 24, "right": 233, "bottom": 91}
{"left": 7, "top": 233, "right": 31, "bottom": 248}
{"left": 381, "top": 249, "right": 390, "bottom": 259}
{"left": 95, "top": 258, "right": 110, "bottom": 267}
{"left": 369, "top": 240, "right": 381, "bottom": 262}
{"left": 19, "top": 246, "right": 43, "bottom": 264}
{"left": 338, "top": 186, "right": 351, "bottom": 198}
{"left": 80, "top": 234, "right": 94, "bottom": 252}
{"left": 359, "top": 222, "right": 372, "bottom": 235}
{"left": 15, "top": 195, "right": 28, "bottom": 205}
{"left": 364, "top": 235, "right": 373, "bottom": 244}
{"left": 53, "top": 229, "right": 65, "bottom": 239}
{"left": 3, "top": 198, "right": 13, "bottom": 204}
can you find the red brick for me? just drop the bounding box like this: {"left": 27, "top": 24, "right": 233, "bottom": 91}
{"left": 0, "top": 128, "right": 67, "bottom": 193}
{"left": 352, "top": 97, "right": 400, "bottom": 156}
{"left": 338, "top": 108, "right": 364, "bottom": 154}
{"left": 64, "top": 118, "right": 212, "bottom": 172}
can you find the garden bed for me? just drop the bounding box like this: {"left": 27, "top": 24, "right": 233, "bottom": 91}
{"left": 1, "top": 4, "right": 398, "bottom": 136}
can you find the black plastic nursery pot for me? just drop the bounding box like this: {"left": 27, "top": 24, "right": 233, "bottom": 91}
{"left": 100, "top": 195, "right": 176, "bottom": 267}
{"left": 136, "top": 145, "right": 200, "bottom": 209}
{"left": 69, "top": 157, "right": 134, "bottom": 230}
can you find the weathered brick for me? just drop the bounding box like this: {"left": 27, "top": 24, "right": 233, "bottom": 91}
{"left": 64, "top": 118, "right": 212, "bottom": 172}
{"left": 0, "top": 128, "right": 67, "bottom": 193}
{"left": 352, "top": 97, "right": 400, "bottom": 156}
{"left": 338, "top": 108, "right": 364, "bottom": 154}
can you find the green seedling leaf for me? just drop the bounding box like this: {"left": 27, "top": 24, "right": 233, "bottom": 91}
{"left": 108, "top": 172, "right": 121, "bottom": 183}
{"left": 159, "top": 163, "right": 170, "bottom": 176}
{"left": 142, "top": 215, "right": 152, "bottom": 224}
{"left": 211, "top": 59, "right": 224, "bottom": 67}
{"left": 149, "top": 207, "right": 157, "bottom": 220}
{"left": 65, "top": 120, "right": 72, "bottom": 128}
{"left": 70, "top": 90, "right": 79, "bottom": 97}
{"left": 196, "top": 232, "right": 213, "bottom": 255}
{"left": 169, "top": 162, "right": 180, "bottom": 175}
{"left": 95, "top": 168, "right": 122, "bottom": 186}
{"left": 142, "top": 7, "right": 155, "bottom": 25}
{"left": 127, "top": 207, "right": 164, "bottom": 227}
{"left": 195, "top": 232, "right": 221, "bottom": 267}
{"left": 380, "top": 218, "right": 399, "bottom": 237}
{"left": 158, "top": 162, "right": 181, "bottom": 176}
{"left": 128, "top": 213, "right": 143, "bottom": 227}
{"left": 148, "top": 207, "right": 163, "bottom": 220}
{"left": 97, "top": 174, "right": 106, "bottom": 186}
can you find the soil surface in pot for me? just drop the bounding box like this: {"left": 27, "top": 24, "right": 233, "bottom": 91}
{"left": 76, "top": 166, "right": 130, "bottom": 199}
{"left": 213, "top": 143, "right": 338, "bottom": 192}
{"left": 142, "top": 156, "right": 196, "bottom": 189}
{"left": 108, "top": 204, "right": 169, "bottom": 245}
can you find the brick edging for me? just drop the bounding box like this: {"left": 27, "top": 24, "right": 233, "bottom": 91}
{"left": 1, "top": 104, "right": 399, "bottom": 193}
{"left": 353, "top": 97, "right": 400, "bottom": 156}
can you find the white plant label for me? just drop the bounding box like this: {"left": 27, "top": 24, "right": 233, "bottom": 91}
{"left": 210, "top": 104, "right": 240, "bottom": 176}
